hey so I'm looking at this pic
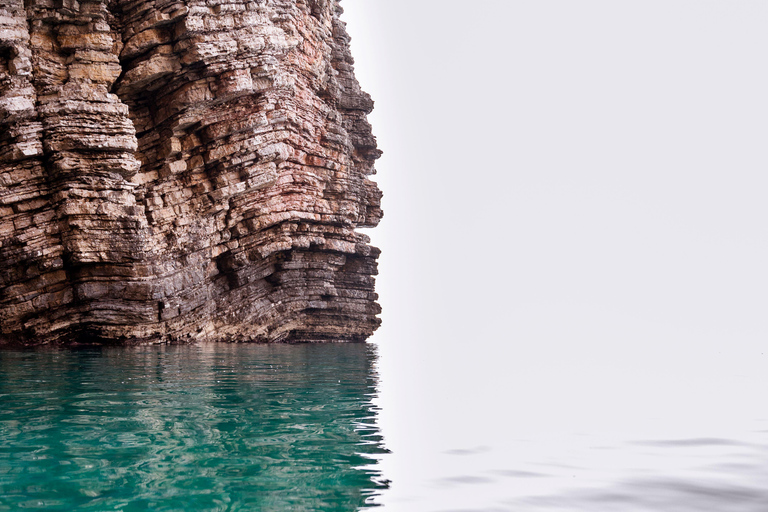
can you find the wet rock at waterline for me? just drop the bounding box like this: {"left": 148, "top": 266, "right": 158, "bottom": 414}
{"left": 0, "top": 0, "right": 382, "bottom": 345}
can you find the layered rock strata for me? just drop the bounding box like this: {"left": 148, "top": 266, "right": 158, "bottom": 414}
{"left": 0, "top": 0, "right": 381, "bottom": 345}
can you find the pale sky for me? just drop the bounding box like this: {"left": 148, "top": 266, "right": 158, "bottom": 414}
{"left": 340, "top": 1, "right": 768, "bottom": 508}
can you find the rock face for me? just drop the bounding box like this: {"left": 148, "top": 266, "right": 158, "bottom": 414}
{"left": 0, "top": 0, "right": 382, "bottom": 345}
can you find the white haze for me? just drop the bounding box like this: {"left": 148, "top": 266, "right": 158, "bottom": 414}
{"left": 342, "top": 1, "right": 768, "bottom": 510}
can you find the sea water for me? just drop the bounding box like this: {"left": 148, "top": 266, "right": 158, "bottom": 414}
{"left": 2, "top": 341, "right": 768, "bottom": 511}
{"left": 0, "top": 344, "right": 387, "bottom": 511}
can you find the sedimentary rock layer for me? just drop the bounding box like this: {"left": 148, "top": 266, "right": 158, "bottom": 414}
{"left": 0, "top": 0, "right": 382, "bottom": 345}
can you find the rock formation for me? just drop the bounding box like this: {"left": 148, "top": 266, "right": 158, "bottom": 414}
{"left": 0, "top": 0, "right": 382, "bottom": 345}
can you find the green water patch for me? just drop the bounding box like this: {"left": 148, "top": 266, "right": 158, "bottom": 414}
{"left": 0, "top": 344, "right": 388, "bottom": 511}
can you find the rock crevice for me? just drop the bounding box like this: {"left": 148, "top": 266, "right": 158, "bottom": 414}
{"left": 0, "top": 0, "right": 381, "bottom": 345}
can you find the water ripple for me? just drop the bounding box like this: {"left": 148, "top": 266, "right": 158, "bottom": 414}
{"left": 0, "top": 344, "right": 388, "bottom": 512}
{"left": 516, "top": 476, "right": 768, "bottom": 512}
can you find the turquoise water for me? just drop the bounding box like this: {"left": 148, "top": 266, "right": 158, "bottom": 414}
{"left": 0, "top": 344, "right": 388, "bottom": 511}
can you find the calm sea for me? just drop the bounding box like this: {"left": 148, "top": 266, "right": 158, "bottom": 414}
{"left": 0, "top": 344, "right": 387, "bottom": 511}
{"left": 2, "top": 342, "right": 768, "bottom": 511}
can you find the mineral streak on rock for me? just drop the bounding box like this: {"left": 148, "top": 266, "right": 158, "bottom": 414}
{"left": 0, "top": 0, "right": 382, "bottom": 345}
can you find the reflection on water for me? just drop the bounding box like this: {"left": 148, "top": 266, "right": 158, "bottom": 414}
{"left": 4, "top": 342, "right": 768, "bottom": 512}
{"left": 508, "top": 434, "right": 768, "bottom": 512}
{"left": 381, "top": 428, "right": 768, "bottom": 512}
{"left": 0, "top": 344, "right": 388, "bottom": 511}
{"left": 371, "top": 336, "right": 768, "bottom": 512}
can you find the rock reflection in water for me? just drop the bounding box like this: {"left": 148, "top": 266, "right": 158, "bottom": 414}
{"left": 0, "top": 344, "right": 388, "bottom": 511}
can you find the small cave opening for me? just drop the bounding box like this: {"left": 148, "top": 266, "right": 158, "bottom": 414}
{"left": 307, "top": 0, "right": 325, "bottom": 20}
{"left": 0, "top": 46, "right": 12, "bottom": 78}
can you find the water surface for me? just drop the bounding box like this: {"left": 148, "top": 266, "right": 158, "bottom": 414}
{"left": 0, "top": 344, "right": 387, "bottom": 511}
{"left": 4, "top": 341, "right": 768, "bottom": 512}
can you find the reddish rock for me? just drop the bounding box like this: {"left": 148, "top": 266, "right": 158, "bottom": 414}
{"left": 0, "top": 0, "right": 382, "bottom": 345}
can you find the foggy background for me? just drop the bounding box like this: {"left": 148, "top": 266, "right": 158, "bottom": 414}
{"left": 341, "top": 1, "right": 768, "bottom": 509}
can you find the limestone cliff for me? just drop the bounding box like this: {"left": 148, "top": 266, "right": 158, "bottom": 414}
{"left": 0, "top": 0, "right": 382, "bottom": 345}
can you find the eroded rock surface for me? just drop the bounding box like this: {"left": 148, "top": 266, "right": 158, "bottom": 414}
{"left": 0, "top": 0, "right": 381, "bottom": 345}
